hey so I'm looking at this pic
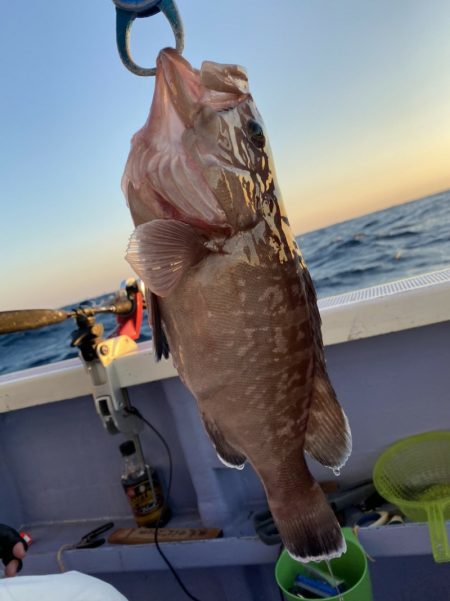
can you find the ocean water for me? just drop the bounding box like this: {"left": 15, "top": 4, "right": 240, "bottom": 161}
{"left": 0, "top": 190, "right": 448, "bottom": 376}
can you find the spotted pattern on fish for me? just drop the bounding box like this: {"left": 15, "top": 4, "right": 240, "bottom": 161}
{"left": 123, "top": 49, "right": 352, "bottom": 562}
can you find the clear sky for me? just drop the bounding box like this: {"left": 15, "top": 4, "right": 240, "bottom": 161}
{"left": 1, "top": 1, "right": 450, "bottom": 309}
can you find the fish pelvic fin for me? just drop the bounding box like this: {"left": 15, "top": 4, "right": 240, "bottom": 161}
{"left": 126, "top": 219, "right": 209, "bottom": 298}
{"left": 203, "top": 418, "right": 246, "bottom": 470}
{"left": 271, "top": 480, "right": 345, "bottom": 563}
{"left": 304, "top": 376, "right": 352, "bottom": 470}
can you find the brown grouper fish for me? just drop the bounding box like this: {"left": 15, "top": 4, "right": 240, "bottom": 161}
{"left": 122, "top": 48, "right": 352, "bottom": 562}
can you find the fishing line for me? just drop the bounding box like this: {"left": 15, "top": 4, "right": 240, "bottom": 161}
{"left": 125, "top": 406, "right": 203, "bottom": 601}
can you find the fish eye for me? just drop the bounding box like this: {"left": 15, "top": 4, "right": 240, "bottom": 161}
{"left": 247, "top": 119, "right": 265, "bottom": 149}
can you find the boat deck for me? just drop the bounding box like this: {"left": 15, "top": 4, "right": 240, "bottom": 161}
{"left": 1, "top": 269, "right": 450, "bottom": 600}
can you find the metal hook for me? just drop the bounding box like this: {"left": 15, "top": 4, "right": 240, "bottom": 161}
{"left": 114, "top": 0, "right": 184, "bottom": 76}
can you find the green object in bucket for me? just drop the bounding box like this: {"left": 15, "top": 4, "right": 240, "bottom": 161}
{"left": 275, "top": 528, "right": 372, "bottom": 601}
{"left": 373, "top": 430, "right": 450, "bottom": 563}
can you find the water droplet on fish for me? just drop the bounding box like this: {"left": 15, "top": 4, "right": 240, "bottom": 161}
{"left": 333, "top": 467, "right": 341, "bottom": 477}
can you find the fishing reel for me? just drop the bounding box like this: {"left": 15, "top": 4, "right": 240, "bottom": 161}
{"left": 0, "top": 279, "right": 147, "bottom": 439}
{"left": 0, "top": 278, "right": 144, "bottom": 338}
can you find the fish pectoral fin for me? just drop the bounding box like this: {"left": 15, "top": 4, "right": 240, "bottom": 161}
{"left": 148, "top": 291, "right": 170, "bottom": 361}
{"left": 203, "top": 418, "right": 246, "bottom": 470}
{"left": 304, "top": 377, "right": 352, "bottom": 470}
{"left": 126, "top": 219, "right": 209, "bottom": 297}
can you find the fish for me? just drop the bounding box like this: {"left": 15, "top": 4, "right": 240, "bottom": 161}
{"left": 122, "top": 48, "right": 352, "bottom": 562}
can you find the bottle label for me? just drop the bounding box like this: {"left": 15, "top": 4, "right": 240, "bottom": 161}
{"left": 122, "top": 472, "right": 163, "bottom": 518}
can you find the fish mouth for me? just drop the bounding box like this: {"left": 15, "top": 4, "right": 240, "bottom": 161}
{"left": 125, "top": 49, "right": 253, "bottom": 233}
{"left": 154, "top": 48, "right": 203, "bottom": 127}
{"left": 154, "top": 48, "right": 249, "bottom": 126}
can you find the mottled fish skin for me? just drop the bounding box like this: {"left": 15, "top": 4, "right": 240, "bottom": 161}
{"left": 123, "top": 49, "right": 352, "bottom": 562}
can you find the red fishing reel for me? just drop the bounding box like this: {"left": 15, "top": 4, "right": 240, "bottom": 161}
{"left": 112, "top": 278, "right": 145, "bottom": 340}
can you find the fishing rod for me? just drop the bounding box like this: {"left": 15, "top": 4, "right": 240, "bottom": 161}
{"left": 0, "top": 298, "right": 134, "bottom": 335}
{"left": 0, "top": 278, "right": 147, "bottom": 435}
{"left": 0, "top": 279, "right": 167, "bottom": 548}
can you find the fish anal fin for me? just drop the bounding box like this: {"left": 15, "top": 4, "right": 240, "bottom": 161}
{"left": 304, "top": 377, "right": 352, "bottom": 470}
{"left": 126, "top": 219, "right": 209, "bottom": 297}
{"left": 203, "top": 418, "right": 246, "bottom": 470}
{"left": 148, "top": 291, "right": 170, "bottom": 361}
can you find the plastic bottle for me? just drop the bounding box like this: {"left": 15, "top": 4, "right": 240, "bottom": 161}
{"left": 119, "top": 440, "right": 170, "bottom": 527}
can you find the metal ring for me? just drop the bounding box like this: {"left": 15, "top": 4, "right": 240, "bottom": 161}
{"left": 115, "top": 0, "right": 184, "bottom": 77}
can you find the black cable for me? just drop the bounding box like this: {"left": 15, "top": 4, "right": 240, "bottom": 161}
{"left": 125, "top": 406, "right": 203, "bottom": 601}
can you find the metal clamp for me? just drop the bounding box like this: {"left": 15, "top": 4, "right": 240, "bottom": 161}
{"left": 113, "top": 0, "right": 184, "bottom": 76}
{"left": 87, "top": 336, "right": 144, "bottom": 436}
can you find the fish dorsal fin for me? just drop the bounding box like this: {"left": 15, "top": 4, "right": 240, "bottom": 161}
{"left": 126, "top": 219, "right": 208, "bottom": 297}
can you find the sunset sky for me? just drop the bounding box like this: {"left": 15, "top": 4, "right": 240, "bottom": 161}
{"left": 1, "top": 0, "right": 449, "bottom": 309}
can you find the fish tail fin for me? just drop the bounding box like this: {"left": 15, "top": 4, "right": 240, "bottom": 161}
{"left": 304, "top": 376, "right": 352, "bottom": 470}
{"left": 272, "top": 479, "right": 345, "bottom": 562}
